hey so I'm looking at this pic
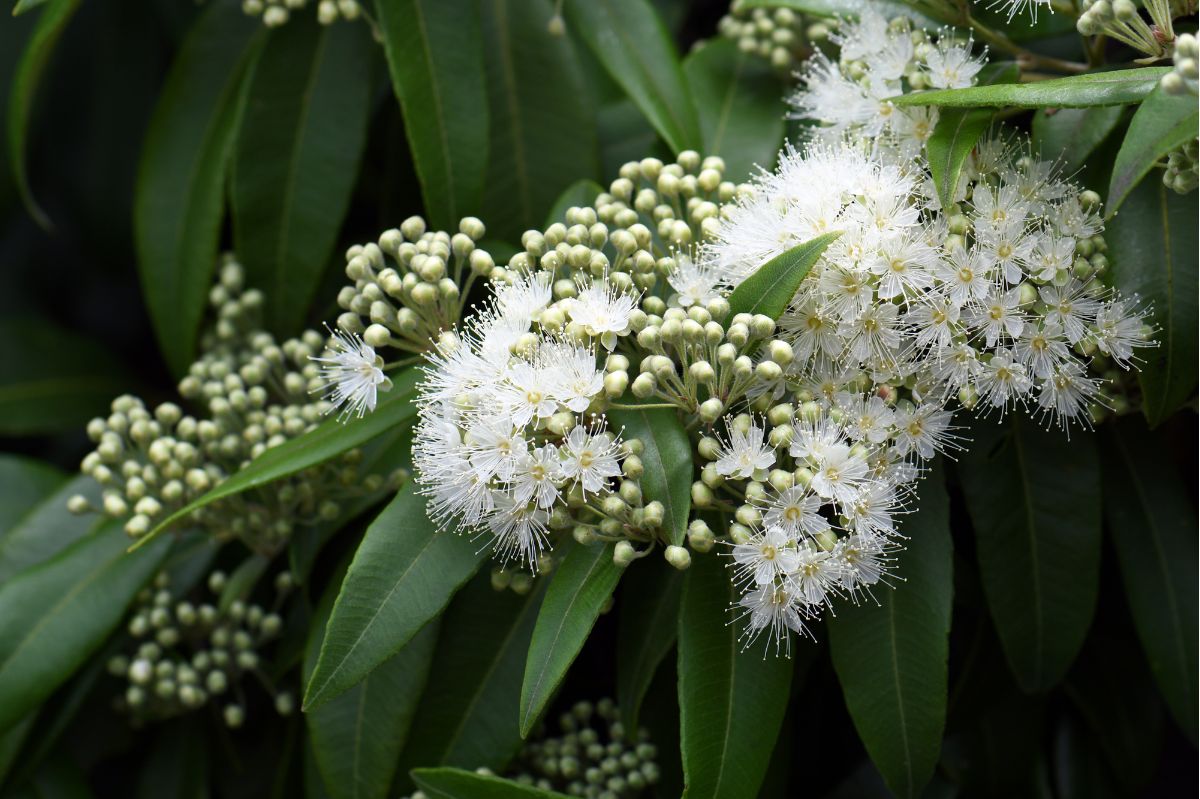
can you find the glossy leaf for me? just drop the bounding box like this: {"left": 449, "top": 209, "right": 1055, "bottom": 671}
{"left": 0, "top": 474, "right": 97, "bottom": 583}
{"left": 726, "top": 232, "right": 841, "bottom": 320}
{"left": 412, "top": 768, "right": 567, "bottom": 799}
{"left": 6, "top": 0, "right": 80, "bottom": 228}
{"left": 520, "top": 541, "right": 623, "bottom": 736}
{"left": 677, "top": 550, "right": 792, "bottom": 799}
{"left": 892, "top": 67, "right": 1169, "bottom": 109}
{"left": 140, "top": 367, "right": 420, "bottom": 548}
{"left": 303, "top": 483, "right": 488, "bottom": 711}
{"left": 543, "top": 179, "right": 605, "bottom": 228}
{"left": 133, "top": 2, "right": 263, "bottom": 375}
{"left": 305, "top": 560, "right": 439, "bottom": 799}
{"left": 396, "top": 576, "right": 544, "bottom": 789}
{"left": 376, "top": 0, "right": 487, "bottom": 229}
{"left": 828, "top": 464, "right": 953, "bottom": 799}
{"left": 562, "top": 0, "right": 701, "bottom": 155}
{"left": 1030, "top": 106, "right": 1124, "bottom": 173}
{"left": 607, "top": 402, "right": 692, "bottom": 546}
{"left": 957, "top": 417, "right": 1101, "bottom": 693}
{"left": 1105, "top": 180, "right": 1198, "bottom": 426}
{"left": 0, "top": 455, "right": 65, "bottom": 534}
{"left": 0, "top": 520, "right": 170, "bottom": 731}
{"left": 479, "top": 0, "right": 599, "bottom": 242}
{"left": 1101, "top": 419, "right": 1198, "bottom": 742}
{"left": 232, "top": 16, "right": 373, "bottom": 335}
{"left": 616, "top": 559, "right": 682, "bottom": 736}
{"left": 925, "top": 63, "right": 1017, "bottom": 209}
{"left": 1107, "top": 85, "right": 1200, "bottom": 217}
{"left": 0, "top": 316, "right": 133, "bottom": 437}
{"left": 683, "top": 38, "right": 784, "bottom": 183}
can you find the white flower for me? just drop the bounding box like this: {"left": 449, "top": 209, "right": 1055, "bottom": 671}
{"left": 833, "top": 533, "right": 890, "bottom": 590}
{"left": 500, "top": 362, "right": 559, "bottom": 427}
{"left": 734, "top": 526, "right": 802, "bottom": 586}
{"left": 541, "top": 341, "right": 605, "bottom": 412}
{"left": 1013, "top": 321, "right": 1070, "bottom": 379}
{"left": 487, "top": 494, "right": 550, "bottom": 568}
{"left": 839, "top": 395, "right": 896, "bottom": 444}
{"left": 495, "top": 271, "right": 552, "bottom": 324}
{"left": 977, "top": 349, "right": 1033, "bottom": 408}
{"left": 667, "top": 252, "right": 724, "bottom": 307}
{"left": 924, "top": 38, "right": 985, "bottom": 89}
{"left": 567, "top": 275, "right": 639, "bottom": 350}
{"left": 1093, "top": 299, "right": 1150, "bottom": 368}
{"left": 892, "top": 404, "right": 958, "bottom": 459}
{"left": 715, "top": 421, "right": 776, "bottom": 480}
{"left": 787, "top": 543, "right": 839, "bottom": 606}
{"left": 1037, "top": 361, "right": 1102, "bottom": 425}
{"left": 737, "top": 584, "right": 809, "bottom": 654}
{"left": 761, "top": 486, "right": 830, "bottom": 539}
{"left": 465, "top": 415, "right": 526, "bottom": 481}
{"left": 312, "top": 329, "right": 389, "bottom": 419}
{"left": 970, "top": 288, "right": 1025, "bottom": 347}
{"left": 509, "top": 445, "right": 563, "bottom": 509}
{"left": 1039, "top": 281, "right": 1101, "bottom": 344}
{"left": 558, "top": 425, "right": 621, "bottom": 496}
{"left": 810, "top": 443, "right": 869, "bottom": 503}
{"left": 988, "top": 0, "right": 1054, "bottom": 23}
{"left": 936, "top": 246, "right": 993, "bottom": 307}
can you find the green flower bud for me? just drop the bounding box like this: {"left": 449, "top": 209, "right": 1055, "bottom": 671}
{"left": 664, "top": 545, "right": 691, "bottom": 570}
{"left": 642, "top": 500, "right": 664, "bottom": 527}
{"left": 613, "top": 541, "right": 637, "bottom": 567}
{"left": 691, "top": 482, "right": 714, "bottom": 508}
{"left": 698, "top": 398, "right": 725, "bottom": 423}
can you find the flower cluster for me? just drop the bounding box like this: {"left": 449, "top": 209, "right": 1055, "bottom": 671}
{"left": 107, "top": 569, "right": 294, "bottom": 727}
{"left": 334, "top": 216, "right": 495, "bottom": 356}
{"left": 242, "top": 0, "right": 360, "bottom": 27}
{"left": 1076, "top": 0, "right": 1182, "bottom": 59}
{"left": 1164, "top": 138, "right": 1199, "bottom": 193}
{"left": 71, "top": 258, "right": 399, "bottom": 553}
{"left": 789, "top": 10, "right": 986, "bottom": 161}
{"left": 716, "top": 1, "right": 822, "bottom": 72}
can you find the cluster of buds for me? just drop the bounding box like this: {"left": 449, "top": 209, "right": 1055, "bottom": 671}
{"left": 716, "top": 1, "right": 821, "bottom": 72}
{"left": 1163, "top": 137, "right": 1199, "bottom": 193}
{"left": 241, "top": 0, "right": 360, "bottom": 27}
{"left": 107, "top": 570, "right": 294, "bottom": 727}
{"left": 334, "top": 216, "right": 494, "bottom": 356}
{"left": 70, "top": 258, "right": 399, "bottom": 553}
{"left": 1076, "top": 0, "right": 1182, "bottom": 59}
{"left": 1162, "top": 32, "right": 1199, "bottom": 94}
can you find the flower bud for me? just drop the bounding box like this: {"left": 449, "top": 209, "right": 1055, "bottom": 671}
{"left": 613, "top": 541, "right": 637, "bottom": 567}
{"left": 604, "top": 371, "right": 629, "bottom": 397}
{"left": 690, "top": 482, "right": 714, "bottom": 508}
{"left": 631, "top": 373, "right": 657, "bottom": 398}
{"left": 664, "top": 545, "right": 691, "bottom": 570}
{"left": 698, "top": 398, "right": 725, "bottom": 423}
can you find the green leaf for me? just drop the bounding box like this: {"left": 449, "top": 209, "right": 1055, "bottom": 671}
{"left": 1106, "top": 85, "right": 1200, "bottom": 217}
{"left": 479, "top": 0, "right": 600, "bottom": 242}
{"left": 305, "top": 559, "right": 439, "bottom": 799}
{"left": 6, "top": 0, "right": 80, "bottom": 228}
{"left": 375, "top": 0, "right": 487, "bottom": 230}
{"left": 0, "top": 316, "right": 134, "bottom": 437}
{"left": 562, "top": 0, "right": 702, "bottom": 155}
{"left": 677, "top": 550, "right": 792, "bottom": 799}
{"left": 231, "top": 16, "right": 374, "bottom": 335}
{"left": 543, "top": 179, "right": 605, "bottom": 228}
{"left": 11, "top": 0, "right": 50, "bottom": 14}
{"left": 303, "top": 482, "right": 488, "bottom": 711}
{"left": 0, "top": 455, "right": 65, "bottom": 534}
{"left": 217, "top": 553, "right": 270, "bottom": 613}
{"left": 520, "top": 540, "right": 623, "bottom": 736}
{"left": 0, "top": 519, "right": 170, "bottom": 731}
{"left": 726, "top": 232, "right": 841, "bottom": 320}
{"left": 737, "top": 0, "right": 946, "bottom": 25}
{"left": 396, "top": 576, "right": 544, "bottom": 788}
{"left": 0, "top": 713, "right": 35, "bottom": 786}
{"left": 925, "top": 62, "right": 1017, "bottom": 209}
{"left": 0, "top": 474, "right": 97, "bottom": 583}
{"left": 616, "top": 559, "right": 681, "bottom": 736}
{"left": 1101, "top": 418, "right": 1198, "bottom": 742}
{"left": 1105, "top": 180, "right": 1198, "bottom": 426}
{"left": 827, "top": 464, "right": 953, "bottom": 799}
{"left": 1030, "top": 106, "right": 1125, "bottom": 173}
{"left": 957, "top": 417, "right": 1101, "bottom": 693}
{"left": 140, "top": 367, "right": 421, "bottom": 549}
{"left": 891, "top": 67, "right": 1169, "bottom": 109}
{"left": 607, "top": 402, "right": 692, "bottom": 547}
{"left": 683, "top": 38, "right": 784, "bottom": 183}
{"left": 133, "top": 2, "right": 263, "bottom": 375}
{"left": 411, "top": 768, "right": 568, "bottom": 799}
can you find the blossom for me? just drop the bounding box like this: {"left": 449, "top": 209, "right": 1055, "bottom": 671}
{"left": 311, "top": 329, "right": 389, "bottom": 419}
{"left": 733, "top": 527, "right": 801, "bottom": 587}
{"left": 714, "top": 421, "right": 776, "bottom": 480}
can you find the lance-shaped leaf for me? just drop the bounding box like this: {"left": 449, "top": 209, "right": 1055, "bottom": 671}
{"left": 1107, "top": 85, "right": 1200, "bottom": 217}
{"left": 562, "top": 0, "right": 702, "bottom": 155}
{"left": 1101, "top": 419, "right": 1198, "bottom": 742}
{"left": 607, "top": 402, "right": 692, "bottom": 547}
{"left": 305, "top": 559, "right": 439, "bottom": 799}
{"left": 479, "top": 0, "right": 599, "bottom": 242}
{"left": 925, "top": 63, "right": 1017, "bottom": 209}
{"left": 232, "top": 16, "right": 374, "bottom": 335}
{"left": 616, "top": 559, "right": 682, "bottom": 736}
{"left": 828, "top": 464, "right": 953, "bottom": 799}
{"left": 395, "top": 576, "right": 544, "bottom": 791}
{"left": 412, "top": 768, "right": 568, "bottom": 799}
{"left": 138, "top": 367, "right": 421, "bottom": 549}
{"left": 957, "top": 417, "right": 1101, "bottom": 693}
{"left": 133, "top": 2, "right": 263, "bottom": 375}
{"left": 1031, "top": 106, "right": 1124, "bottom": 173}
{"left": 0, "top": 474, "right": 97, "bottom": 583}
{"left": 683, "top": 38, "right": 784, "bottom": 183}
{"left": 520, "top": 541, "right": 623, "bottom": 736}
{"left": 1105, "top": 180, "right": 1198, "bottom": 427}
{"left": 892, "top": 67, "right": 1168, "bottom": 109}
{"left": 303, "top": 483, "right": 488, "bottom": 711}
{"left": 726, "top": 232, "right": 841, "bottom": 320}
{"left": 376, "top": 0, "right": 487, "bottom": 229}
{"left": 6, "top": 0, "right": 80, "bottom": 229}
{"left": 678, "top": 551, "right": 792, "bottom": 799}
{"left": 0, "top": 455, "right": 65, "bottom": 535}
{"left": 0, "top": 520, "right": 170, "bottom": 731}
